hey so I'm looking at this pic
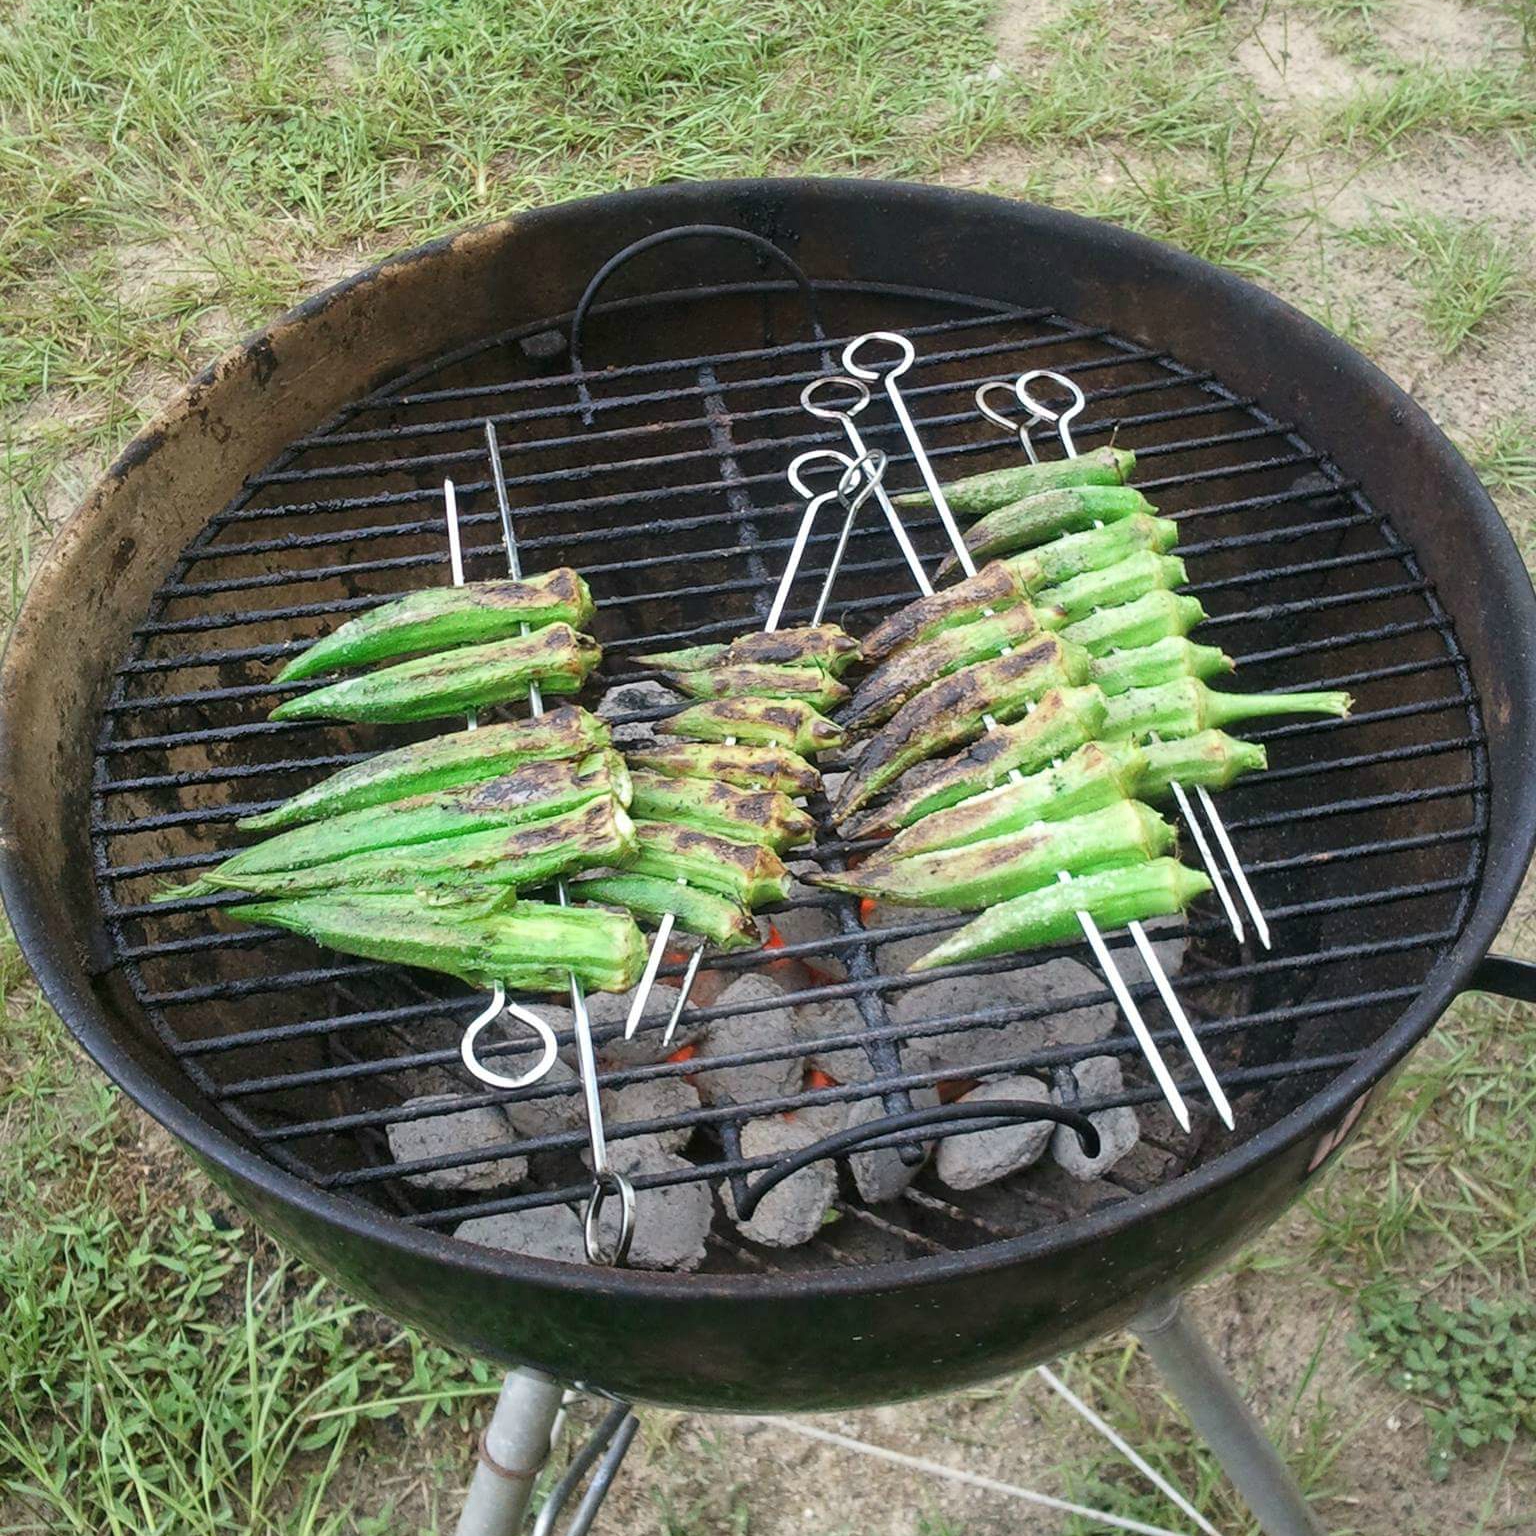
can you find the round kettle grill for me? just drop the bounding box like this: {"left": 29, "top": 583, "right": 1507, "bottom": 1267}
{"left": 4, "top": 182, "right": 1535, "bottom": 1449}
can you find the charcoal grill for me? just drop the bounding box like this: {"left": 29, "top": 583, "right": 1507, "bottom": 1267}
{"left": 5, "top": 182, "right": 1536, "bottom": 1435}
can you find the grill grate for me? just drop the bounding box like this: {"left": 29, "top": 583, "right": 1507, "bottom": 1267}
{"left": 89, "top": 276, "right": 1486, "bottom": 1271}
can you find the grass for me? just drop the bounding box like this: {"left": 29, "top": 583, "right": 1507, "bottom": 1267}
{"left": 1345, "top": 210, "right": 1530, "bottom": 352}
{"left": 3, "top": 0, "right": 1536, "bottom": 1529}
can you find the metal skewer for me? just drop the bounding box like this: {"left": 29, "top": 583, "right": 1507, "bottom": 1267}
{"left": 619, "top": 447, "right": 889, "bottom": 1051}
{"left": 1007, "top": 368, "right": 1271, "bottom": 952}
{"left": 842, "top": 332, "right": 1205, "bottom": 1134}
{"left": 454, "top": 426, "right": 634, "bottom": 1267}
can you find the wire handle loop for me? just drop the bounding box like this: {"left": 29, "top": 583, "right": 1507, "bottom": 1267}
{"left": 459, "top": 986, "right": 560, "bottom": 1091}
{"left": 841, "top": 330, "right": 916, "bottom": 381}
{"left": 800, "top": 374, "right": 871, "bottom": 421}
{"left": 735, "top": 1099, "right": 1101, "bottom": 1221}
{"left": 583, "top": 1169, "right": 637, "bottom": 1269}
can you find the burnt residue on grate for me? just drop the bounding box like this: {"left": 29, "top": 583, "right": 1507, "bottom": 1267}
{"left": 87, "top": 278, "right": 1485, "bottom": 1273}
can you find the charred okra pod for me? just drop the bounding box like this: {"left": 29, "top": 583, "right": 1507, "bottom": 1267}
{"left": 270, "top": 623, "right": 602, "bottom": 724}
{"left": 658, "top": 696, "right": 846, "bottom": 755}
{"left": 240, "top": 888, "right": 648, "bottom": 993}
{"left": 1069, "top": 595, "right": 1210, "bottom": 662}
{"left": 1104, "top": 678, "right": 1352, "bottom": 742}
{"left": 893, "top": 445, "right": 1135, "bottom": 516}
{"left": 1040, "top": 552, "right": 1188, "bottom": 626}
{"left": 840, "top": 603, "right": 1064, "bottom": 736}
{"left": 874, "top": 743, "right": 1144, "bottom": 861}
{"left": 812, "top": 801, "right": 1174, "bottom": 909}
{"left": 566, "top": 873, "right": 759, "bottom": 950}
{"left": 860, "top": 562, "right": 1034, "bottom": 666}
{"left": 651, "top": 660, "right": 851, "bottom": 712}
{"left": 238, "top": 706, "right": 610, "bottom": 831}
{"left": 831, "top": 635, "right": 1092, "bottom": 820}
{"left": 910, "top": 858, "right": 1212, "bottom": 973}
{"left": 628, "top": 770, "right": 815, "bottom": 852}
{"left": 837, "top": 685, "right": 1109, "bottom": 833}
{"left": 936, "top": 486, "right": 1154, "bottom": 578}
{"left": 634, "top": 624, "right": 861, "bottom": 677}
{"left": 1002, "top": 513, "right": 1179, "bottom": 591}
{"left": 202, "top": 796, "right": 636, "bottom": 898}
{"left": 276, "top": 568, "right": 595, "bottom": 682}
{"left": 626, "top": 741, "right": 821, "bottom": 796}
{"left": 165, "top": 751, "right": 630, "bottom": 899}
{"left": 627, "top": 820, "right": 792, "bottom": 908}
{"left": 1088, "top": 634, "right": 1231, "bottom": 693}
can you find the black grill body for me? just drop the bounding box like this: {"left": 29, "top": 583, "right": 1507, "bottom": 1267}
{"left": 3, "top": 180, "right": 1533, "bottom": 1411}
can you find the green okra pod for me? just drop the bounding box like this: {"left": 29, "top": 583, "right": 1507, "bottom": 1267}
{"left": 1089, "top": 633, "right": 1232, "bottom": 693}
{"left": 893, "top": 445, "right": 1135, "bottom": 516}
{"left": 164, "top": 750, "right": 630, "bottom": 900}
{"left": 275, "top": 569, "right": 595, "bottom": 683}
{"left": 628, "top": 770, "right": 815, "bottom": 852}
{"left": 658, "top": 696, "right": 845, "bottom": 755}
{"left": 653, "top": 660, "right": 851, "bottom": 712}
{"left": 1001, "top": 513, "right": 1180, "bottom": 591}
{"left": 203, "top": 795, "right": 636, "bottom": 898}
{"left": 1103, "top": 678, "right": 1353, "bottom": 743}
{"left": 1107, "top": 730, "right": 1267, "bottom": 801}
{"left": 635, "top": 624, "right": 861, "bottom": 677}
{"left": 860, "top": 562, "right": 1033, "bottom": 666}
{"left": 1070, "top": 595, "right": 1210, "bottom": 662}
{"left": 936, "top": 486, "right": 1154, "bottom": 578}
{"left": 838, "top": 685, "right": 1109, "bottom": 833}
{"left": 831, "top": 634, "right": 1092, "bottom": 821}
{"left": 810, "top": 801, "right": 1175, "bottom": 909}
{"left": 1040, "top": 552, "right": 1188, "bottom": 626}
{"left": 909, "top": 858, "right": 1213, "bottom": 972}
{"left": 626, "top": 820, "right": 792, "bottom": 908}
{"left": 237, "top": 706, "right": 610, "bottom": 831}
{"left": 875, "top": 743, "right": 1145, "bottom": 861}
{"left": 840, "top": 603, "right": 1062, "bottom": 736}
{"left": 625, "top": 742, "right": 821, "bottom": 796}
{"left": 270, "top": 623, "right": 602, "bottom": 724}
{"left": 566, "top": 873, "right": 761, "bottom": 950}
{"left": 239, "top": 888, "right": 647, "bottom": 993}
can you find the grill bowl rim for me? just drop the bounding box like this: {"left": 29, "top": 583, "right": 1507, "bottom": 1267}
{"left": 3, "top": 176, "right": 1533, "bottom": 1304}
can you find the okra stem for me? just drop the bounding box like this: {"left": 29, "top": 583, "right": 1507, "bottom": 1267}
{"left": 1103, "top": 679, "right": 1353, "bottom": 742}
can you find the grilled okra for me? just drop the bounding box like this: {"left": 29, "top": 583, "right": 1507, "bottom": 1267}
{"left": 860, "top": 563, "right": 1033, "bottom": 666}
{"left": 909, "top": 859, "right": 1212, "bottom": 973}
{"left": 165, "top": 751, "right": 630, "bottom": 899}
{"left": 203, "top": 795, "right": 636, "bottom": 898}
{"left": 1107, "top": 730, "right": 1266, "bottom": 800}
{"left": 237, "top": 706, "right": 610, "bottom": 831}
{"left": 658, "top": 696, "right": 846, "bottom": 755}
{"left": 635, "top": 624, "right": 861, "bottom": 676}
{"left": 840, "top": 603, "right": 1064, "bottom": 735}
{"left": 276, "top": 569, "right": 595, "bottom": 682}
{"left": 626, "top": 820, "right": 792, "bottom": 908}
{"left": 837, "top": 685, "right": 1109, "bottom": 832}
{"left": 1004, "top": 514, "right": 1179, "bottom": 591}
{"left": 1103, "top": 679, "right": 1352, "bottom": 742}
{"left": 812, "top": 801, "right": 1174, "bottom": 909}
{"left": 831, "top": 635, "right": 1092, "bottom": 820}
{"left": 652, "top": 660, "right": 851, "bottom": 712}
{"left": 566, "top": 873, "right": 760, "bottom": 949}
{"left": 626, "top": 741, "right": 821, "bottom": 796}
{"left": 936, "top": 486, "right": 1155, "bottom": 578}
{"left": 1040, "top": 552, "right": 1188, "bottom": 626}
{"left": 1088, "top": 634, "right": 1231, "bottom": 693}
{"left": 239, "top": 888, "right": 647, "bottom": 992}
{"left": 893, "top": 445, "right": 1135, "bottom": 516}
{"left": 873, "top": 743, "right": 1144, "bottom": 861}
{"left": 1069, "top": 595, "right": 1210, "bottom": 662}
{"left": 628, "top": 770, "right": 815, "bottom": 852}
{"left": 270, "top": 623, "right": 602, "bottom": 724}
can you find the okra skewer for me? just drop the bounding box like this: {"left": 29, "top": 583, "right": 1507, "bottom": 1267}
{"left": 275, "top": 567, "right": 595, "bottom": 682}
{"left": 649, "top": 659, "right": 851, "bottom": 712}
{"left": 892, "top": 443, "right": 1136, "bottom": 515}
{"left": 1042, "top": 552, "right": 1188, "bottom": 626}
{"left": 628, "top": 771, "right": 814, "bottom": 853}
{"left": 659, "top": 694, "right": 846, "bottom": 755}
{"left": 1072, "top": 598, "right": 1213, "bottom": 666}
{"left": 238, "top": 705, "right": 611, "bottom": 832}
{"left": 634, "top": 624, "right": 861, "bottom": 676}
{"left": 627, "top": 741, "right": 821, "bottom": 796}
{"left": 935, "top": 485, "right": 1156, "bottom": 579}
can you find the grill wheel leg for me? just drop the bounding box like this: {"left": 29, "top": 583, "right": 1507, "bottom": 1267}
{"left": 1132, "top": 1296, "right": 1328, "bottom": 1536}
{"left": 454, "top": 1368, "right": 564, "bottom": 1536}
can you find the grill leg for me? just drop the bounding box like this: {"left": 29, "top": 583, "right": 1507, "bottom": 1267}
{"left": 455, "top": 1368, "right": 564, "bottom": 1536}
{"left": 1131, "top": 1297, "right": 1327, "bottom": 1536}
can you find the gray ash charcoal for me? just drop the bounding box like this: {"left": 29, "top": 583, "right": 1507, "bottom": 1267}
{"left": 601, "top": 1073, "right": 701, "bottom": 1153}
{"left": 935, "top": 1076, "right": 1054, "bottom": 1191}
{"left": 597, "top": 678, "right": 681, "bottom": 746}
{"left": 609, "top": 1139, "right": 713, "bottom": 1272}
{"left": 501, "top": 1055, "right": 584, "bottom": 1142}
{"left": 790, "top": 994, "right": 879, "bottom": 1086}
{"left": 387, "top": 1098, "right": 527, "bottom": 1191}
{"left": 1051, "top": 1054, "right": 1140, "bottom": 1181}
{"left": 845, "top": 1085, "right": 939, "bottom": 1203}
{"left": 455, "top": 1203, "right": 585, "bottom": 1262}
{"left": 692, "top": 974, "right": 801, "bottom": 1107}
{"left": 730, "top": 1115, "right": 837, "bottom": 1248}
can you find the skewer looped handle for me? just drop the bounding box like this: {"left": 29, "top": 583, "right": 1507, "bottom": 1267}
{"left": 460, "top": 986, "right": 560, "bottom": 1091}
